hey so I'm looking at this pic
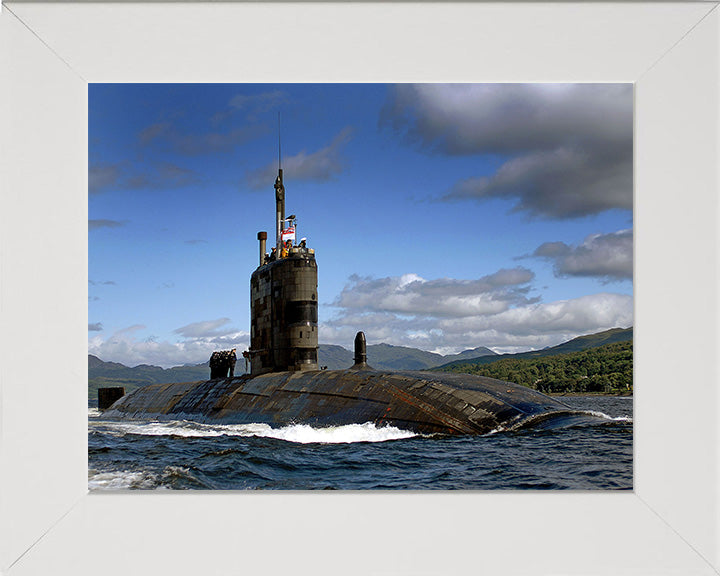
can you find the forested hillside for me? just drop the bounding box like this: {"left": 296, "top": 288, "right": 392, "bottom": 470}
{"left": 436, "top": 327, "right": 632, "bottom": 370}
{"left": 436, "top": 341, "right": 632, "bottom": 394}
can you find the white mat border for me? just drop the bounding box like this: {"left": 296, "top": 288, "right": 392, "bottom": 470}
{"left": 1, "top": 3, "right": 718, "bottom": 575}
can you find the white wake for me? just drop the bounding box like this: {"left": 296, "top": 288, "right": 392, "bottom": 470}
{"left": 89, "top": 418, "right": 417, "bottom": 444}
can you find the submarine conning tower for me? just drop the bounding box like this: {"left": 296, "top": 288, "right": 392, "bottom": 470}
{"left": 249, "top": 167, "right": 319, "bottom": 375}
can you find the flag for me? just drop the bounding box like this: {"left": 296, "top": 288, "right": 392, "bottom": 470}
{"left": 281, "top": 226, "right": 296, "bottom": 242}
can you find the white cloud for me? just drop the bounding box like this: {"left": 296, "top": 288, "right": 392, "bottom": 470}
{"left": 532, "top": 229, "right": 633, "bottom": 281}
{"left": 436, "top": 293, "right": 633, "bottom": 338}
{"left": 333, "top": 268, "right": 537, "bottom": 318}
{"left": 322, "top": 269, "right": 633, "bottom": 354}
{"left": 89, "top": 321, "right": 249, "bottom": 368}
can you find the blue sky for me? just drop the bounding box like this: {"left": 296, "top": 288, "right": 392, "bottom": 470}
{"left": 89, "top": 84, "right": 633, "bottom": 368}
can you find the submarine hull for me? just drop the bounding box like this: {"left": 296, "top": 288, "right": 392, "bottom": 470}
{"left": 102, "top": 369, "right": 593, "bottom": 435}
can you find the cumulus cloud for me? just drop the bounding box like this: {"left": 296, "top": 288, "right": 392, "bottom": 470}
{"left": 246, "top": 127, "right": 353, "bottom": 190}
{"left": 333, "top": 268, "right": 537, "bottom": 318}
{"left": 437, "top": 293, "right": 632, "bottom": 338}
{"left": 531, "top": 229, "right": 633, "bottom": 281}
{"left": 89, "top": 219, "right": 125, "bottom": 231}
{"left": 322, "top": 269, "right": 633, "bottom": 354}
{"left": 88, "top": 323, "right": 103, "bottom": 332}
{"left": 89, "top": 320, "right": 249, "bottom": 368}
{"left": 382, "top": 83, "right": 633, "bottom": 219}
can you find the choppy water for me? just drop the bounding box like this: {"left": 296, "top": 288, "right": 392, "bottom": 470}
{"left": 88, "top": 395, "right": 632, "bottom": 490}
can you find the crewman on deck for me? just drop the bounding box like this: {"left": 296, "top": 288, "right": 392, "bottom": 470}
{"left": 209, "top": 351, "right": 221, "bottom": 379}
{"left": 210, "top": 349, "right": 237, "bottom": 378}
{"left": 228, "top": 349, "right": 237, "bottom": 377}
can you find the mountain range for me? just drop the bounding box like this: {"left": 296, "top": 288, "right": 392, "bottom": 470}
{"left": 317, "top": 342, "right": 496, "bottom": 371}
{"left": 88, "top": 327, "right": 632, "bottom": 401}
{"left": 88, "top": 343, "right": 496, "bottom": 401}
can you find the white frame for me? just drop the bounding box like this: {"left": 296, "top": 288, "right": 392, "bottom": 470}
{"left": 1, "top": 3, "right": 718, "bottom": 575}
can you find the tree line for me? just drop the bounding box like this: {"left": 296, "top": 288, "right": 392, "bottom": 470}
{"left": 438, "top": 341, "right": 633, "bottom": 394}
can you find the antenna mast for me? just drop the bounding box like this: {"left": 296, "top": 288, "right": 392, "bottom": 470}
{"left": 278, "top": 112, "right": 282, "bottom": 171}
{"left": 274, "top": 113, "right": 285, "bottom": 252}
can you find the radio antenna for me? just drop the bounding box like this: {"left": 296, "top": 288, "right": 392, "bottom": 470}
{"left": 278, "top": 112, "right": 282, "bottom": 171}
{"left": 274, "top": 112, "right": 285, "bottom": 252}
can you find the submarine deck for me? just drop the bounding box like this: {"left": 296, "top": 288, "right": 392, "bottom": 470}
{"left": 102, "top": 368, "right": 593, "bottom": 435}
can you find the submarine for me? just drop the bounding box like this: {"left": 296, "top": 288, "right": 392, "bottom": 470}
{"left": 100, "top": 166, "right": 596, "bottom": 435}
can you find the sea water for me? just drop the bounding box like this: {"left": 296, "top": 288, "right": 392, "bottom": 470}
{"left": 88, "top": 395, "right": 632, "bottom": 490}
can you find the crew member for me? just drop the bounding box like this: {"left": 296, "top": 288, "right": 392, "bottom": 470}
{"left": 209, "top": 351, "right": 221, "bottom": 379}
{"left": 228, "top": 348, "right": 237, "bottom": 378}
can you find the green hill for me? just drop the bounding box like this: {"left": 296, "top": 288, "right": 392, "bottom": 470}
{"left": 318, "top": 344, "right": 353, "bottom": 369}
{"left": 435, "top": 339, "right": 633, "bottom": 394}
{"left": 436, "top": 327, "right": 633, "bottom": 371}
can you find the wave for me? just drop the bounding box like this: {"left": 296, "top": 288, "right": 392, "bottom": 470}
{"left": 89, "top": 420, "right": 417, "bottom": 444}
{"left": 88, "top": 465, "right": 205, "bottom": 490}
{"left": 484, "top": 408, "right": 632, "bottom": 435}
{"left": 88, "top": 468, "right": 165, "bottom": 490}
{"left": 581, "top": 410, "right": 633, "bottom": 423}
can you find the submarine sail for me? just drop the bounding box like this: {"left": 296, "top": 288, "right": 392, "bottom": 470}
{"left": 248, "top": 166, "right": 319, "bottom": 375}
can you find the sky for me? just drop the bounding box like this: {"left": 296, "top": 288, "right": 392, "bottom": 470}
{"left": 89, "top": 83, "right": 633, "bottom": 368}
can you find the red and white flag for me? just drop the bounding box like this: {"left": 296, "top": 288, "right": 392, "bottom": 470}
{"left": 281, "top": 226, "right": 296, "bottom": 242}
